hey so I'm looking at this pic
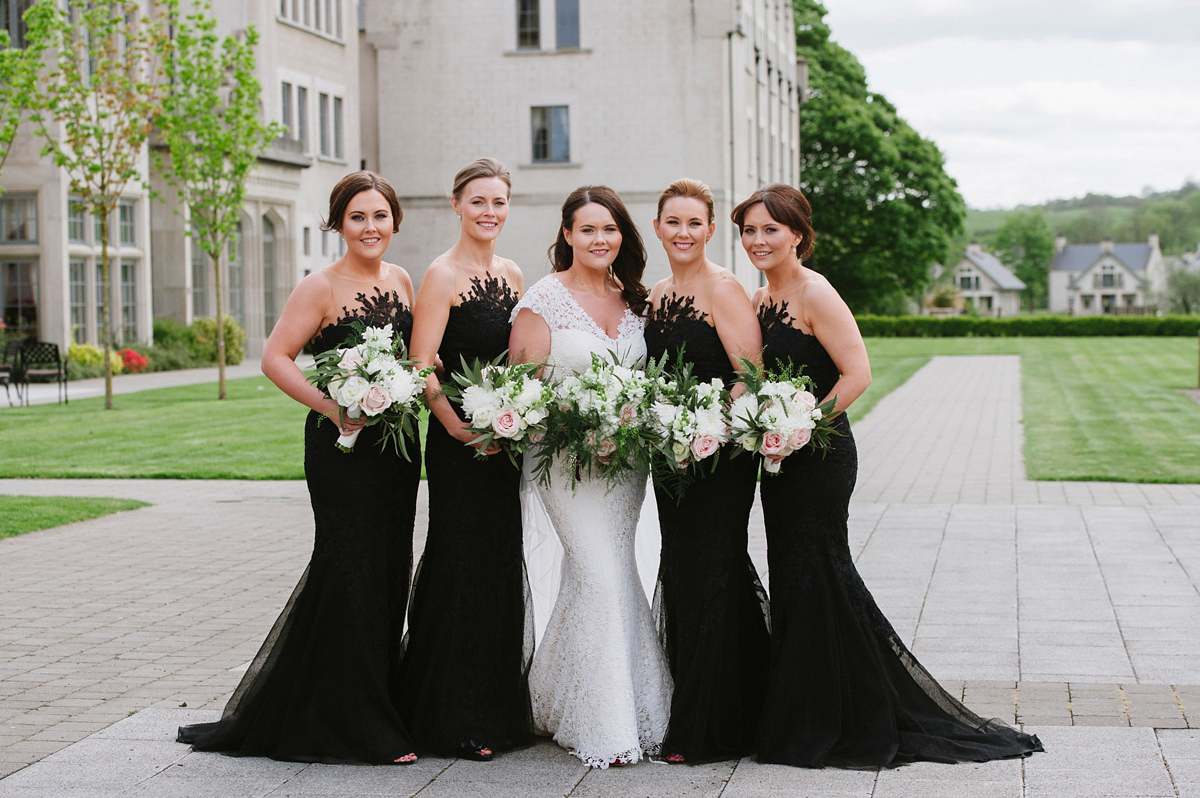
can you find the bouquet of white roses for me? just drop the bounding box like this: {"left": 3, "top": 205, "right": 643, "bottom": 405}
{"left": 647, "top": 357, "right": 729, "bottom": 502}
{"left": 532, "top": 351, "right": 665, "bottom": 490}
{"left": 442, "top": 354, "right": 555, "bottom": 466}
{"left": 309, "top": 321, "right": 431, "bottom": 457}
{"left": 729, "top": 358, "right": 838, "bottom": 473}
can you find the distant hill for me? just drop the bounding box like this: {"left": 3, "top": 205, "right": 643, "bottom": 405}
{"left": 964, "top": 182, "right": 1200, "bottom": 256}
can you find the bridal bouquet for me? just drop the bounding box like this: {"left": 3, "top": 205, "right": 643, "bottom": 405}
{"left": 442, "top": 354, "right": 554, "bottom": 466}
{"left": 729, "top": 358, "right": 838, "bottom": 473}
{"left": 647, "top": 358, "right": 730, "bottom": 501}
{"left": 309, "top": 322, "right": 431, "bottom": 457}
{"left": 532, "top": 352, "right": 666, "bottom": 490}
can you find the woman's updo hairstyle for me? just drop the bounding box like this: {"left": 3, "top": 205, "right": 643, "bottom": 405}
{"left": 549, "top": 185, "right": 649, "bottom": 317}
{"left": 322, "top": 171, "right": 402, "bottom": 233}
{"left": 731, "top": 183, "right": 816, "bottom": 260}
{"left": 656, "top": 178, "right": 715, "bottom": 223}
{"left": 451, "top": 157, "right": 512, "bottom": 201}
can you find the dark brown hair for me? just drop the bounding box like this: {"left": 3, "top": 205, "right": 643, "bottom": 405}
{"left": 322, "top": 171, "right": 402, "bottom": 233}
{"left": 731, "top": 183, "right": 816, "bottom": 260}
{"left": 656, "top": 178, "right": 715, "bottom": 223}
{"left": 452, "top": 157, "right": 512, "bottom": 201}
{"left": 549, "top": 185, "right": 649, "bottom": 316}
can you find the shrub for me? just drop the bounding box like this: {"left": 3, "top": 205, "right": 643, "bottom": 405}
{"left": 66, "top": 343, "right": 123, "bottom": 380}
{"left": 152, "top": 316, "right": 196, "bottom": 347}
{"left": 855, "top": 314, "right": 1200, "bottom": 337}
{"left": 131, "top": 341, "right": 206, "bottom": 372}
{"left": 190, "top": 316, "right": 246, "bottom": 365}
{"left": 119, "top": 347, "right": 148, "bottom": 373}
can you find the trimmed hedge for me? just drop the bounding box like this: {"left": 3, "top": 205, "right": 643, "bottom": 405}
{"left": 856, "top": 315, "right": 1200, "bottom": 337}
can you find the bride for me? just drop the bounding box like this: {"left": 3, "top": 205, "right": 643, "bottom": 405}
{"left": 509, "top": 185, "right": 671, "bottom": 768}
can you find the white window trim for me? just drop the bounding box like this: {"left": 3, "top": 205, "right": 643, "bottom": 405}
{"left": 520, "top": 95, "right": 580, "bottom": 168}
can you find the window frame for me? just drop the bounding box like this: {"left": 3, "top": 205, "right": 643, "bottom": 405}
{"left": 530, "top": 104, "right": 570, "bottom": 164}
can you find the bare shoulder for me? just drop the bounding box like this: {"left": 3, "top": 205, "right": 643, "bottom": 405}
{"left": 750, "top": 285, "right": 768, "bottom": 308}
{"left": 648, "top": 276, "right": 671, "bottom": 306}
{"left": 803, "top": 272, "right": 850, "bottom": 317}
{"left": 419, "top": 258, "right": 459, "bottom": 295}
{"left": 496, "top": 257, "right": 523, "bottom": 292}
{"left": 710, "top": 270, "right": 753, "bottom": 307}
{"left": 384, "top": 262, "right": 416, "bottom": 304}
{"left": 291, "top": 269, "right": 335, "bottom": 303}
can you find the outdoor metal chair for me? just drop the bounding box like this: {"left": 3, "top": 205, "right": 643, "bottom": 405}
{"left": 0, "top": 340, "right": 21, "bottom": 407}
{"left": 19, "top": 341, "right": 67, "bottom": 405}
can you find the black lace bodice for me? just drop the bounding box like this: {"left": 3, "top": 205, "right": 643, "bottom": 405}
{"left": 645, "top": 294, "right": 735, "bottom": 385}
{"left": 311, "top": 286, "right": 413, "bottom": 356}
{"left": 758, "top": 300, "right": 839, "bottom": 400}
{"left": 441, "top": 274, "right": 519, "bottom": 375}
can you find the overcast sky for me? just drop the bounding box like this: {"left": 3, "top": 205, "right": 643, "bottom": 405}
{"left": 822, "top": 0, "right": 1200, "bottom": 208}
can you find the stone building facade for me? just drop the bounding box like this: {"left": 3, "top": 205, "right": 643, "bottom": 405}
{"left": 1048, "top": 235, "right": 1167, "bottom": 315}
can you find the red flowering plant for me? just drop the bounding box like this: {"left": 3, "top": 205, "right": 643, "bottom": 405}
{"left": 119, "top": 348, "right": 148, "bottom": 373}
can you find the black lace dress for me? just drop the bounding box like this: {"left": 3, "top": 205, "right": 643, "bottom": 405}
{"left": 177, "top": 289, "right": 420, "bottom": 764}
{"left": 396, "top": 274, "right": 535, "bottom": 757}
{"left": 755, "top": 301, "right": 1043, "bottom": 767}
{"left": 644, "top": 294, "right": 771, "bottom": 764}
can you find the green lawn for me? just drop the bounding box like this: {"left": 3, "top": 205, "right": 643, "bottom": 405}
{"left": 0, "top": 495, "right": 149, "bottom": 539}
{"left": 1, "top": 338, "right": 1197, "bottom": 483}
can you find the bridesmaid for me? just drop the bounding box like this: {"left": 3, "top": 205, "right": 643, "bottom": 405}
{"left": 645, "top": 178, "right": 771, "bottom": 764}
{"left": 734, "top": 183, "right": 1042, "bottom": 767}
{"left": 178, "top": 171, "right": 420, "bottom": 764}
{"left": 399, "top": 157, "right": 534, "bottom": 761}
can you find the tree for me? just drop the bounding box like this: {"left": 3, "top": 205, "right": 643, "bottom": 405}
{"left": 793, "top": 0, "right": 966, "bottom": 313}
{"left": 155, "top": 0, "right": 280, "bottom": 399}
{"left": 25, "top": 0, "right": 170, "bottom": 409}
{"left": 0, "top": 21, "right": 42, "bottom": 193}
{"left": 1166, "top": 268, "right": 1200, "bottom": 315}
{"left": 991, "top": 209, "right": 1055, "bottom": 312}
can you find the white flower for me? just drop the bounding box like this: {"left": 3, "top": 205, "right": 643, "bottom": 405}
{"left": 335, "top": 375, "right": 370, "bottom": 408}
{"left": 362, "top": 324, "right": 394, "bottom": 349}
{"left": 384, "top": 368, "right": 418, "bottom": 404}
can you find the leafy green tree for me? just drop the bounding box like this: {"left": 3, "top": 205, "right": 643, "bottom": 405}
{"left": 156, "top": 0, "right": 281, "bottom": 399}
{"left": 991, "top": 209, "right": 1055, "bottom": 312}
{"left": 0, "top": 22, "right": 42, "bottom": 193}
{"left": 1166, "top": 268, "right": 1200, "bottom": 315}
{"left": 793, "top": 0, "right": 966, "bottom": 313}
{"left": 25, "top": 0, "right": 170, "bottom": 409}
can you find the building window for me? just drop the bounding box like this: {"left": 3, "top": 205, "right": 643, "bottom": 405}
{"left": 321, "top": 229, "right": 328, "bottom": 257}
{"left": 1, "top": 195, "right": 37, "bottom": 243}
{"left": 279, "top": 0, "right": 286, "bottom": 16}
{"left": 333, "top": 96, "right": 343, "bottom": 159}
{"left": 291, "top": 0, "right": 299, "bottom": 21}
{"left": 1101, "top": 272, "right": 1115, "bottom": 288}
{"left": 517, "top": 0, "right": 539, "bottom": 48}
{"left": 556, "top": 0, "right": 579, "bottom": 48}
{"left": 68, "top": 197, "right": 86, "bottom": 243}
{"left": 118, "top": 200, "right": 135, "bottom": 245}
{"left": 2, "top": 0, "right": 32, "bottom": 48}
{"left": 1101, "top": 294, "right": 1116, "bottom": 314}
{"left": 959, "top": 274, "right": 973, "bottom": 292}
{"left": 94, "top": 208, "right": 107, "bottom": 245}
{"left": 1, "top": 259, "right": 38, "bottom": 338}
{"left": 95, "top": 262, "right": 107, "bottom": 340}
{"left": 531, "top": 105, "right": 569, "bottom": 163}
{"left": 318, "top": 92, "right": 329, "bottom": 156}
{"left": 303, "top": 0, "right": 310, "bottom": 25}
{"left": 228, "top": 223, "right": 245, "bottom": 327}
{"left": 312, "top": 0, "right": 320, "bottom": 31}
{"left": 297, "top": 86, "right": 309, "bottom": 148}
{"left": 121, "top": 260, "right": 137, "bottom": 342}
{"left": 335, "top": 0, "right": 342, "bottom": 37}
{"left": 70, "top": 259, "right": 87, "bottom": 343}
{"left": 281, "top": 82, "right": 293, "bottom": 136}
{"left": 303, "top": 226, "right": 311, "bottom": 256}
{"left": 262, "top": 216, "right": 277, "bottom": 332}
{"left": 191, "top": 237, "right": 208, "bottom": 318}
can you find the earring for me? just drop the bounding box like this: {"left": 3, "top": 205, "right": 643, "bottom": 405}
{"left": 457, "top": 214, "right": 462, "bottom": 220}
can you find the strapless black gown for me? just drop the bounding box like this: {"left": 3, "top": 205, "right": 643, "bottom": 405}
{"left": 755, "top": 300, "right": 1043, "bottom": 767}
{"left": 644, "top": 293, "right": 771, "bottom": 764}
{"left": 177, "top": 288, "right": 420, "bottom": 764}
{"left": 396, "top": 274, "right": 535, "bottom": 757}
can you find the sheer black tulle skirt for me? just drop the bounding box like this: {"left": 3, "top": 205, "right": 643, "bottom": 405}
{"left": 396, "top": 415, "right": 535, "bottom": 756}
{"left": 177, "top": 412, "right": 420, "bottom": 764}
{"left": 757, "top": 421, "right": 1043, "bottom": 767}
{"left": 652, "top": 449, "right": 771, "bottom": 763}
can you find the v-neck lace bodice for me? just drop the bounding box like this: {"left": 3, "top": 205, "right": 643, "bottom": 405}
{"left": 511, "top": 276, "right": 647, "bottom": 373}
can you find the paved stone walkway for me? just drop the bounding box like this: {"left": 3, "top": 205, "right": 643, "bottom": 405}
{"left": 4, "top": 359, "right": 272, "bottom": 408}
{"left": 1, "top": 354, "right": 1198, "bottom": 796}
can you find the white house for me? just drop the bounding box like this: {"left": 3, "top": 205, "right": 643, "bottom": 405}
{"left": 951, "top": 243, "right": 1025, "bottom": 317}
{"left": 1048, "top": 235, "right": 1167, "bottom": 315}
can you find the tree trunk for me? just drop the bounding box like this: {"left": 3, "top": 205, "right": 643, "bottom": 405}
{"left": 100, "top": 210, "right": 114, "bottom": 410}
{"left": 212, "top": 244, "right": 226, "bottom": 400}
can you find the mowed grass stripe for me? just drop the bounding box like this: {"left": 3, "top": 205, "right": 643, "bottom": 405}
{"left": 0, "top": 495, "right": 150, "bottom": 539}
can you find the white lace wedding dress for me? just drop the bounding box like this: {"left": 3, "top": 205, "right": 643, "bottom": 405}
{"left": 512, "top": 276, "right": 672, "bottom": 768}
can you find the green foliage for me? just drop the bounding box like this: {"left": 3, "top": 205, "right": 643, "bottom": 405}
{"left": 152, "top": 316, "right": 195, "bottom": 346}
{"left": 156, "top": 0, "right": 282, "bottom": 399}
{"left": 0, "top": 495, "right": 149, "bottom": 539}
{"left": 0, "top": 22, "right": 41, "bottom": 192}
{"left": 68, "top": 342, "right": 123, "bottom": 379}
{"left": 855, "top": 314, "right": 1200, "bottom": 337}
{"left": 793, "top": 0, "right": 966, "bottom": 314}
{"left": 990, "top": 209, "right": 1055, "bottom": 311}
{"left": 25, "top": 0, "right": 171, "bottom": 408}
{"left": 1166, "top": 269, "right": 1200, "bottom": 315}
{"left": 190, "top": 316, "right": 246, "bottom": 365}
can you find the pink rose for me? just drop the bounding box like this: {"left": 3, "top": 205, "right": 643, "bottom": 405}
{"left": 361, "top": 383, "right": 392, "bottom": 416}
{"left": 690, "top": 434, "right": 720, "bottom": 461}
{"left": 788, "top": 427, "right": 812, "bottom": 450}
{"left": 492, "top": 408, "right": 521, "bottom": 438}
{"left": 760, "top": 431, "right": 787, "bottom": 457}
{"left": 795, "top": 390, "right": 817, "bottom": 411}
{"left": 619, "top": 403, "right": 637, "bottom": 425}
{"left": 596, "top": 437, "right": 618, "bottom": 463}
{"left": 338, "top": 349, "right": 365, "bottom": 371}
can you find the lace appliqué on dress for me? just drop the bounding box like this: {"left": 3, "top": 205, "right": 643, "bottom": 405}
{"left": 459, "top": 273, "right": 519, "bottom": 322}
{"left": 311, "top": 287, "right": 412, "bottom": 355}
{"left": 512, "top": 276, "right": 644, "bottom": 343}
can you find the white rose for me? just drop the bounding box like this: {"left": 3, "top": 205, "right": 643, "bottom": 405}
{"left": 335, "top": 375, "right": 370, "bottom": 407}
{"left": 385, "top": 369, "right": 418, "bottom": 404}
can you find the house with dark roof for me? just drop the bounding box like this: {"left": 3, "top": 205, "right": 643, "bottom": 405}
{"left": 1048, "top": 235, "right": 1166, "bottom": 314}
{"left": 951, "top": 243, "right": 1026, "bottom": 317}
